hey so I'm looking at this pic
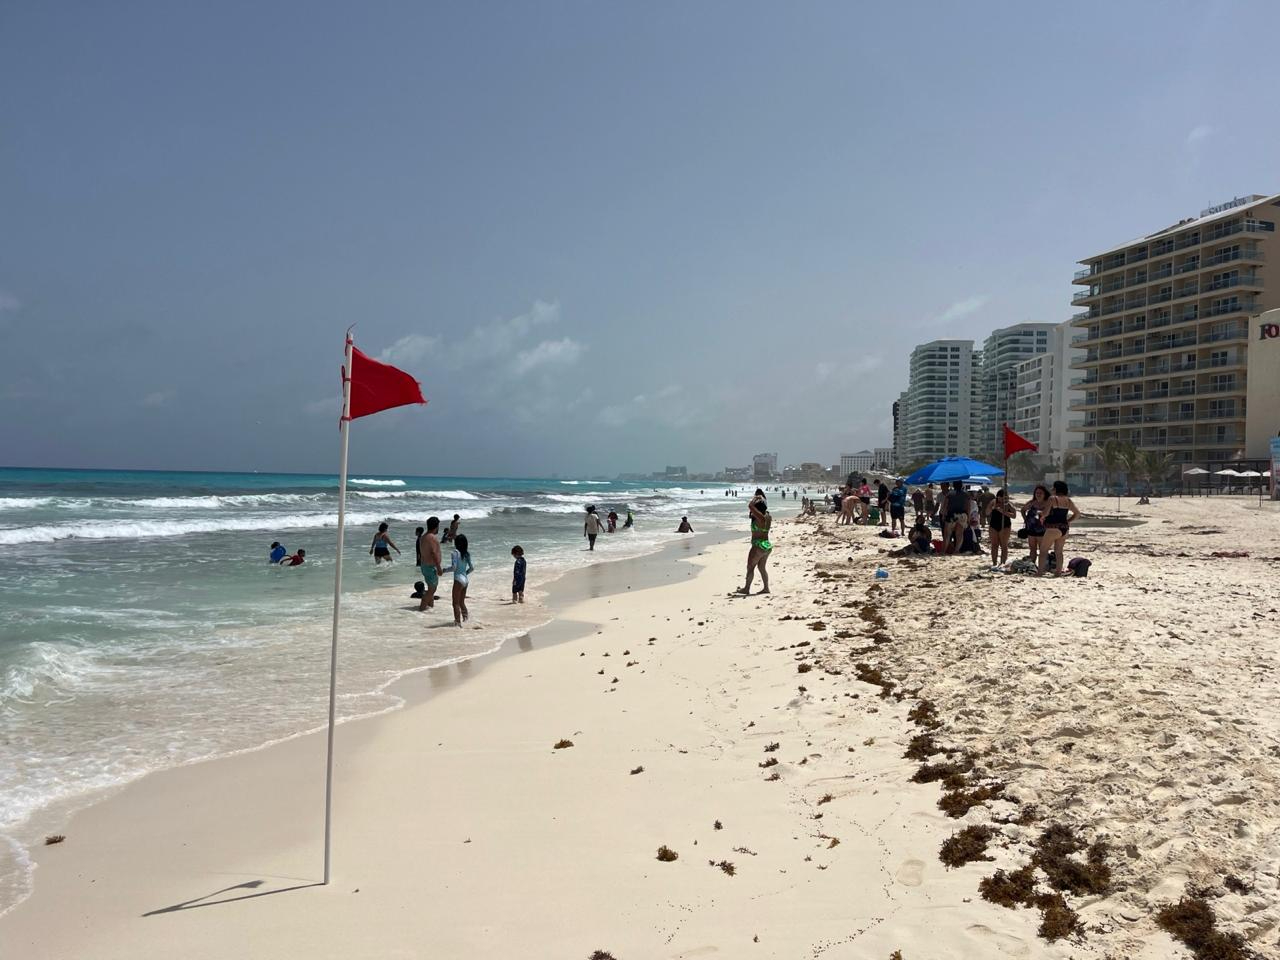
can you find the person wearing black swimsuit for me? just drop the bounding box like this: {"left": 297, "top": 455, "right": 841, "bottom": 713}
{"left": 941, "top": 480, "right": 970, "bottom": 555}
{"left": 987, "top": 488, "right": 1016, "bottom": 567}
{"left": 1037, "top": 480, "right": 1080, "bottom": 577}
{"left": 1021, "top": 484, "right": 1050, "bottom": 565}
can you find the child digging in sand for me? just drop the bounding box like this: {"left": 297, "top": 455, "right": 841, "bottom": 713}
{"left": 511, "top": 545, "right": 526, "bottom": 603}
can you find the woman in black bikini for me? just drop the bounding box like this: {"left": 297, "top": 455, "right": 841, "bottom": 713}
{"left": 1037, "top": 480, "right": 1080, "bottom": 577}
{"left": 1021, "top": 484, "right": 1050, "bottom": 566}
{"left": 987, "top": 488, "right": 1016, "bottom": 567}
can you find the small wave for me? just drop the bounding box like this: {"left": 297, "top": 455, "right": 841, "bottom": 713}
{"left": 350, "top": 478, "right": 406, "bottom": 487}
{"left": 352, "top": 489, "right": 478, "bottom": 500}
{"left": 558, "top": 480, "right": 608, "bottom": 485}
{"left": 542, "top": 493, "right": 623, "bottom": 504}
{"left": 110, "top": 494, "right": 324, "bottom": 509}
{"left": 0, "top": 509, "right": 485, "bottom": 546}
{"left": 0, "top": 498, "right": 57, "bottom": 511}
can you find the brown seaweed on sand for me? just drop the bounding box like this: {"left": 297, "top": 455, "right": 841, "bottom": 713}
{"left": 655, "top": 845, "right": 678, "bottom": 862}
{"left": 1155, "top": 895, "right": 1258, "bottom": 960}
{"left": 553, "top": 739, "right": 574, "bottom": 749}
{"left": 1032, "top": 825, "right": 1111, "bottom": 896}
{"left": 939, "top": 825, "right": 996, "bottom": 868}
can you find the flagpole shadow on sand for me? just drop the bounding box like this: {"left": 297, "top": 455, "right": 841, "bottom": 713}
{"left": 142, "top": 879, "right": 321, "bottom": 916}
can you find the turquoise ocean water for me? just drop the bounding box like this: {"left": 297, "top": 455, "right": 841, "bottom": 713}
{"left": 0, "top": 467, "right": 767, "bottom": 913}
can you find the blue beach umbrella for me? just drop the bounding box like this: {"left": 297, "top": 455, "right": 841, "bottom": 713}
{"left": 903, "top": 456, "right": 1005, "bottom": 486}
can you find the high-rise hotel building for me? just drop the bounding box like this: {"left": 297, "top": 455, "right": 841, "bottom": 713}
{"left": 1069, "top": 193, "right": 1280, "bottom": 466}
{"left": 898, "top": 340, "right": 984, "bottom": 464}
{"left": 979, "top": 323, "right": 1057, "bottom": 459}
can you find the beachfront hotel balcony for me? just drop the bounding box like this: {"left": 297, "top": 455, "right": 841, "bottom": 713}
{"left": 1067, "top": 194, "right": 1280, "bottom": 466}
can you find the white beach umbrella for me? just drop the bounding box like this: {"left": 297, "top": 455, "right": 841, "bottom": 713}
{"left": 1183, "top": 467, "right": 1210, "bottom": 475}
{"left": 1213, "top": 468, "right": 1240, "bottom": 476}
{"left": 1237, "top": 470, "right": 1262, "bottom": 477}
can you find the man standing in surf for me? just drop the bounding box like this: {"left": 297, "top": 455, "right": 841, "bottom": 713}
{"left": 418, "top": 516, "right": 443, "bottom": 611}
{"left": 584, "top": 506, "right": 604, "bottom": 551}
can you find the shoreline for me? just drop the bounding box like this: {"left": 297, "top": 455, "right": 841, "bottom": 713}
{"left": 0, "top": 516, "right": 1065, "bottom": 960}
{"left": 0, "top": 526, "right": 739, "bottom": 923}
{"left": 5, "top": 497, "right": 1274, "bottom": 957}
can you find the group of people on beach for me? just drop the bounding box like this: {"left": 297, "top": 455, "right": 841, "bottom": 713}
{"left": 820, "top": 476, "right": 1082, "bottom": 576}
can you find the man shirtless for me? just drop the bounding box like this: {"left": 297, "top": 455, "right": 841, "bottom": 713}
{"left": 418, "top": 516, "right": 443, "bottom": 611}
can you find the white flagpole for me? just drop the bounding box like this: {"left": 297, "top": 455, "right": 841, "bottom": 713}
{"left": 323, "top": 332, "right": 354, "bottom": 885}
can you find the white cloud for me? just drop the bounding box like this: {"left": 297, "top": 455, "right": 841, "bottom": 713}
{"left": 1186, "top": 125, "right": 1212, "bottom": 146}
{"left": 379, "top": 334, "right": 437, "bottom": 366}
{"left": 815, "top": 356, "right": 882, "bottom": 383}
{"left": 595, "top": 383, "right": 695, "bottom": 428}
{"left": 303, "top": 395, "right": 341, "bottom": 416}
{"left": 932, "top": 295, "right": 988, "bottom": 326}
{"left": 0, "top": 291, "right": 19, "bottom": 313}
{"left": 513, "top": 337, "right": 584, "bottom": 375}
{"left": 455, "top": 299, "right": 562, "bottom": 365}
{"left": 141, "top": 390, "right": 174, "bottom": 408}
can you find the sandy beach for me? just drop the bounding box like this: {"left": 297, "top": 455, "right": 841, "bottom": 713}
{"left": 2, "top": 497, "right": 1278, "bottom": 959}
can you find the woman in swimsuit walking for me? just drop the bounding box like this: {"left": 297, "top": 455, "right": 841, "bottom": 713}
{"left": 986, "top": 488, "right": 1016, "bottom": 568}
{"left": 1037, "top": 480, "right": 1080, "bottom": 577}
{"left": 737, "top": 494, "right": 772, "bottom": 596}
{"left": 1021, "top": 485, "right": 1050, "bottom": 565}
{"left": 369, "top": 522, "right": 400, "bottom": 565}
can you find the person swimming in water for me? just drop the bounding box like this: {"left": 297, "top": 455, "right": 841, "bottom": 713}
{"left": 369, "top": 522, "right": 400, "bottom": 564}
{"left": 442, "top": 514, "right": 461, "bottom": 544}
{"left": 676, "top": 516, "right": 693, "bottom": 533}
{"left": 269, "top": 541, "right": 287, "bottom": 565}
{"left": 281, "top": 548, "right": 306, "bottom": 567}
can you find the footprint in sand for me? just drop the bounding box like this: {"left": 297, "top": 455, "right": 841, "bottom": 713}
{"left": 964, "top": 925, "right": 1031, "bottom": 957}
{"left": 895, "top": 859, "right": 924, "bottom": 886}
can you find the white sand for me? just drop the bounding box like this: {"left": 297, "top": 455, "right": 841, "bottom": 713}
{"left": 3, "top": 497, "right": 1276, "bottom": 958}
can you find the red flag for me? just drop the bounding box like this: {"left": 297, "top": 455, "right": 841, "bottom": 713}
{"left": 344, "top": 341, "right": 427, "bottom": 420}
{"left": 1003, "top": 423, "right": 1037, "bottom": 459}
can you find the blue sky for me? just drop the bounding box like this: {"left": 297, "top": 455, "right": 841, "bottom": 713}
{"left": 3, "top": 1, "right": 1279, "bottom": 477}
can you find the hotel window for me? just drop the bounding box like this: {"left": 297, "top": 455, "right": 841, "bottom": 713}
{"left": 1207, "top": 400, "right": 1235, "bottom": 418}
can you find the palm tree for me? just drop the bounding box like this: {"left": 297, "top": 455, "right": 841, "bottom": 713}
{"left": 1098, "top": 437, "right": 1131, "bottom": 495}
{"left": 1137, "top": 450, "right": 1174, "bottom": 495}
{"left": 1117, "top": 442, "right": 1143, "bottom": 496}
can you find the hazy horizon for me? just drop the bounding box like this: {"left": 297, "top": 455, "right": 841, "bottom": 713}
{"left": 5, "top": 1, "right": 1280, "bottom": 477}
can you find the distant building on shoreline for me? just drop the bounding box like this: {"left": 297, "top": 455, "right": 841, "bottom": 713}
{"left": 873, "top": 447, "right": 895, "bottom": 472}
{"left": 1013, "top": 321, "right": 1084, "bottom": 467}
{"left": 979, "top": 323, "right": 1056, "bottom": 460}
{"left": 752, "top": 452, "right": 778, "bottom": 480}
{"left": 897, "top": 340, "right": 983, "bottom": 465}
{"left": 1068, "top": 192, "right": 1280, "bottom": 477}
{"left": 839, "top": 450, "right": 874, "bottom": 475}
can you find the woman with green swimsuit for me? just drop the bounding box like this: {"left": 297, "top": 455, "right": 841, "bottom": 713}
{"left": 737, "top": 494, "right": 772, "bottom": 595}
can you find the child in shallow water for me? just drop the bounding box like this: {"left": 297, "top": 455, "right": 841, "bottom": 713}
{"left": 446, "top": 534, "right": 475, "bottom": 626}
{"left": 510, "top": 545, "right": 526, "bottom": 604}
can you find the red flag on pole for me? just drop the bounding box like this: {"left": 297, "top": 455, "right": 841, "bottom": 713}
{"left": 343, "top": 341, "right": 427, "bottom": 420}
{"left": 1003, "top": 423, "right": 1038, "bottom": 459}
{"left": 323, "top": 333, "right": 425, "bottom": 886}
